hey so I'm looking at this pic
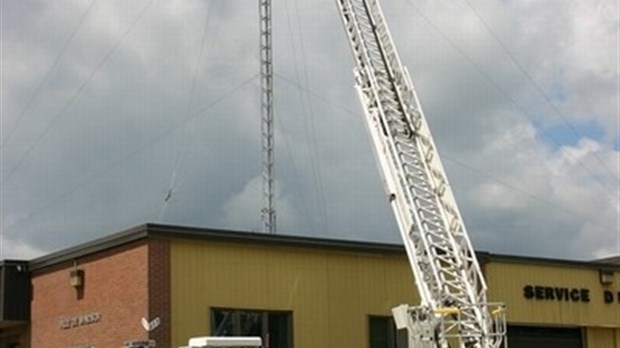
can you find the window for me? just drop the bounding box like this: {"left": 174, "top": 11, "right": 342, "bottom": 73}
{"left": 369, "top": 316, "right": 407, "bottom": 348}
{"left": 211, "top": 308, "right": 292, "bottom": 348}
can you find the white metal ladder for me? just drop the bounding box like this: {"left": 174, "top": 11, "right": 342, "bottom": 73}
{"left": 335, "top": 0, "right": 507, "bottom": 346}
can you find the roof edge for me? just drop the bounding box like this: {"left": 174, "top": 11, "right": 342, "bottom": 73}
{"left": 25, "top": 223, "right": 620, "bottom": 271}
{"left": 29, "top": 224, "right": 149, "bottom": 271}
{"left": 144, "top": 222, "right": 407, "bottom": 254}
{"left": 485, "top": 251, "right": 620, "bottom": 270}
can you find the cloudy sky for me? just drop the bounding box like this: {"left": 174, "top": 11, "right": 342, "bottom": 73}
{"left": 1, "top": 0, "right": 618, "bottom": 261}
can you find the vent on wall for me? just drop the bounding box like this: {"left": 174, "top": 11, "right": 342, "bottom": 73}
{"left": 70, "top": 269, "right": 84, "bottom": 288}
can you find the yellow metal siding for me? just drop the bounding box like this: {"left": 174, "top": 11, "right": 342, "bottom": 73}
{"left": 587, "top": 327, "right": 620, "bottom": 348}
{"left": 168, "top": 238, "right": 619, "bottom": 347}
{"left": 485, "top": 262, "right": 620, "bottom": 328}
{"left": 170, "top": 239, "right": 417, "bottom": 348}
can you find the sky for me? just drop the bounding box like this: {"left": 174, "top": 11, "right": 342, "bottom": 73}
{"left": 1, "top": 0, "right": 618, "bottom": 261}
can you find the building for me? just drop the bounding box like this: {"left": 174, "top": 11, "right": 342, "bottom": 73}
{"left": 0, "top": 260, "right": 30, "bottom": 348}
{"left": 1, "top": 223, "right": 618, "bottom": 348}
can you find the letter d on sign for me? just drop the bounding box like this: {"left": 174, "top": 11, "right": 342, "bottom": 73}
{"left": 604, "top": 290, "right": 614, "bottom": 304}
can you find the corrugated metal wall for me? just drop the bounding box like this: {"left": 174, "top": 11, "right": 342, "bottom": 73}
{"left": 169, "top": 239, "right": 620, "bottom": 348}
{"left": 485, "top": 262, "right": 620, "bottom": 328}
{"left": 587, "top": 327, "right": 620, "bottom": 347}
{"left": 170, "top": 239, "right": 417, "bottom": 348}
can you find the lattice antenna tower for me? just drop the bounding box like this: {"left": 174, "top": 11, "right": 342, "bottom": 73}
{"left": 260, "top": 0, "right": 276, "bottom": 233}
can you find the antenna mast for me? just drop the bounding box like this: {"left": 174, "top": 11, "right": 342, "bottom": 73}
{"left": 260, "top": 0, "right": 276, "bottom": 233}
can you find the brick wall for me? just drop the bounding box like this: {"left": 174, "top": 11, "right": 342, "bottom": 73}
{"left": 148, "top": 238, "right": 171, "bottom": 347}
{"left": 31, "top": 241, "right": 150, "bottom": 348}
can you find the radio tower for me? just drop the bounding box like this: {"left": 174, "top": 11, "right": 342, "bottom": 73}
{"left": 260, "top": 0, "right": 276, "bottom": 233}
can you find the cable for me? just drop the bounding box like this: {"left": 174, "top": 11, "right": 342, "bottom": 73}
{"left": 400, "top": 0, "right": 619, "bottom": 200}
{"left": 158, "top": 0, "right": 215, "bottom": 221}
{"left": 1, "top": 0, "right": 5, "bottom": 258}
{"left": 1, "top": 0, "right": 99, "bottom": 150}
{"left": 282, "top": 0, "right": 329, "bottom": 233}
{"left": 2, "top": 74, "right": 258, "bottom": 235}
{"left": 273, "top": 101, "right": 315, "bottom": 232}
{"left": 1, "top": 0, "right": 155, "bottom": 187}
{"left": 292, "top": 0, "right": 330, "bottom": 233}
{"left": 274, "top": 72, "right": 360, "bottom": 117}
{"left": 276, "top": 71, "right": 617, "bottom": 233}
{"left": 616, "top": 33, "right": 620, "bottom": 255}
{"left": 443, "top": 153, "right": 615, "bottom": 232}
{"left": 459, "top": 0, "right": 619, "bottom": 183}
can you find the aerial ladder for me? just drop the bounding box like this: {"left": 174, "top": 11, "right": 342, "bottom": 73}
{"left": 334, "top": 0, "right": 507, "bottom": 347}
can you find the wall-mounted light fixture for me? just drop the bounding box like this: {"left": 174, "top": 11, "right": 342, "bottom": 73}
{"left": 70, "top": 269, "right": 84, "bottom": 288}
{"left": 599, "top": 268, "right": 614, "bottom": 285}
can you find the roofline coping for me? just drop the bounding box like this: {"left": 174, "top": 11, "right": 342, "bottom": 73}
{"left": 26, "top": 223, "right": 620, "bottom": 272}
{"left": 28, "top": 224, "right": 149, "bottom": 271}
{"left": 484, "top": 252, "right": 620, "bottom": 270}
{"left": 145, "top": 223, "right": 406, "bottom": 253}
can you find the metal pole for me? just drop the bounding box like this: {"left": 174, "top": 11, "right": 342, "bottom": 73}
{"left": 260, "top": 0, "right": 276, "bottom": 233}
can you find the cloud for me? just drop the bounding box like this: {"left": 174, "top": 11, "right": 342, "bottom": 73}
{"left": 463, "top": 123, "right": 618, "bottom": 259}
{"left": 0, "top": 234, "right": 45, "bottom": 259}
{"left": 1, "top": 0, "right": 618, "bottom": 261}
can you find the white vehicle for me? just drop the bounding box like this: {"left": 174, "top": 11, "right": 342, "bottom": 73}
{"left": 179, "top": 336, "right": 262, "bottom": 348}
{"left": 334, "top": 0, "right": 508, "bottom": 347}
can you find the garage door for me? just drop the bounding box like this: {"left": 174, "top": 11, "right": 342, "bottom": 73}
{"left": 507, "top": 325, "right": 583, "bottom": 348}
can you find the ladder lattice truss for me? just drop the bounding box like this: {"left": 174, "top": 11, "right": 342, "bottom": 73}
{"left": 335, "top": 0, "right": 506, "bottom": 346}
